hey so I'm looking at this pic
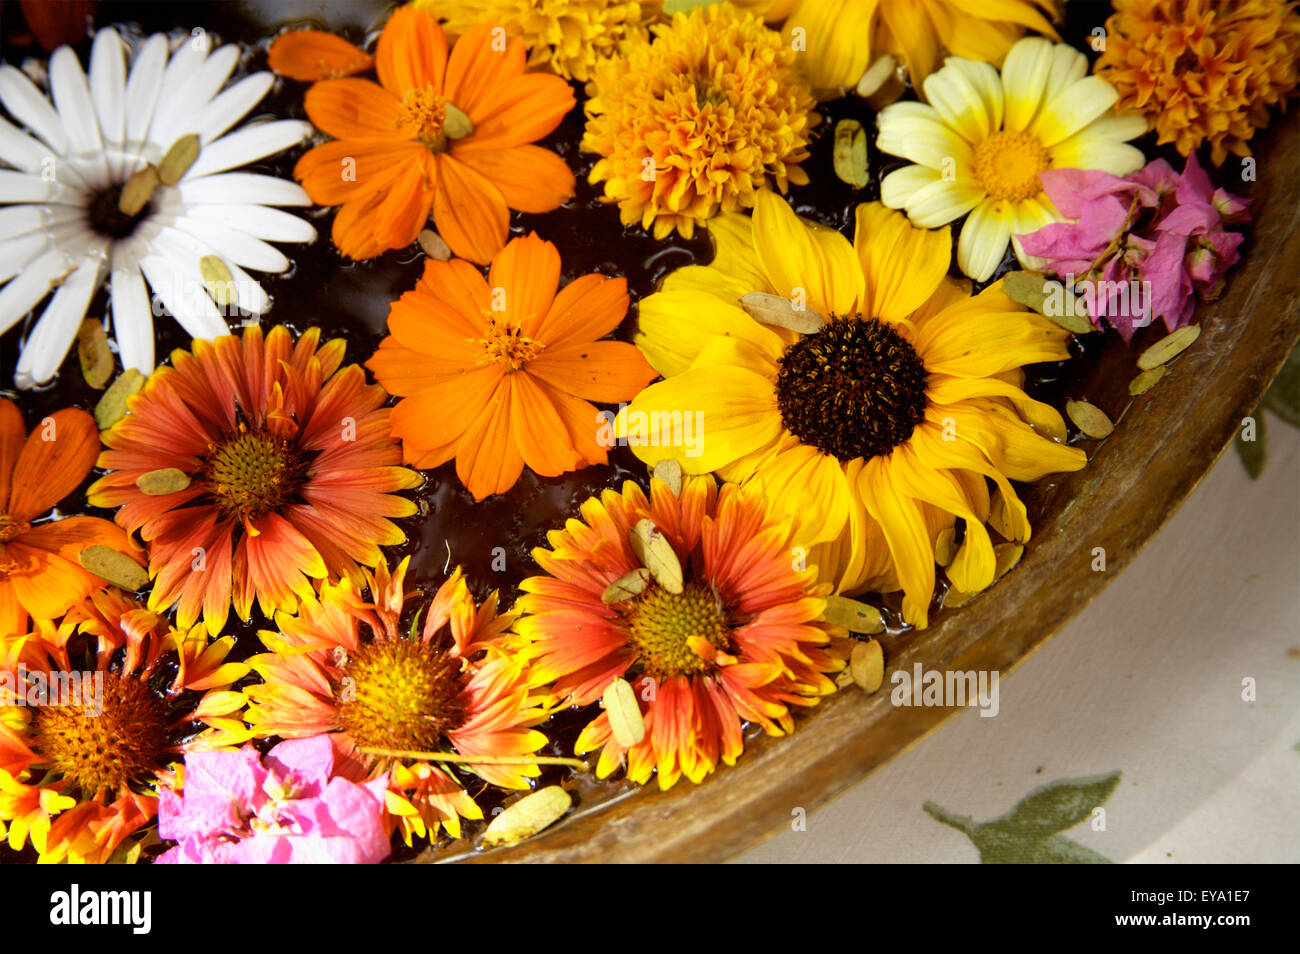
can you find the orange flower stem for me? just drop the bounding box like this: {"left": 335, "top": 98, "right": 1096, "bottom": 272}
{"left": 358, "top": 746, "right": 589, "bottom": 769}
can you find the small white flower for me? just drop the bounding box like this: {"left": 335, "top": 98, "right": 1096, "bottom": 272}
{"left": 0, "top": 28, "right": 315, "bottom": 388}
{"left": 875, "top": 38, "right": 1148, "bottom": 282}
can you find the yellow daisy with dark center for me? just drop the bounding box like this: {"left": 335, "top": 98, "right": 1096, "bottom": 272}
{"left": 616, "top": 192, "right": 1087, "bottom": 628}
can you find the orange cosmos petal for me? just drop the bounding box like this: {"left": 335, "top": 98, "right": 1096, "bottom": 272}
{"left": 331, "top": 192, "right": 389, "bottom": 260}
{"left": 509, "top": 372, "right": 584, "bottom": 477}
{"left": 269, "top": 29, "right": 373, "bottom": 81}
{"left": 443, "top": 22, "right": 527, "bottom": 120}
{"left": 5, "top": 544, "right": 105, "bottom": 620}
{"left": 454, "top": 377, "right": 524, "bottom": 500}
{"left": 304, "top": 78, "right": 406, "bottom": 141}
{"left": 374, "top": 161, "right": 436, "bottom": 252}
{"left": 387, "top": 289, "right": 484, "bottom": 361}
{"left": 296, "top": 139, "right": 424, "bottom": 206}
{"left": 8, "top": 408, "right": 97, "bottom": 521}
{"left": 0, "top": 399, "right": 23, "bottom": 512}
{"left": 487, "top": 231, "right": 560, "bottom": 338}
{"left": 538, "top": 386, "right": 611, "bottom": 468}
{"left": 390, "top": 364, "right": 503, "bottom": 461}
{"left": 432, "top": 155, "right": 510, "bottom": 265}
{"left": 534, "top": 273, "right": 629, "bottom": 350}
{"left": 528, "top": 340, "right": 658, "bottom": 403}
{"left": 460, "top": 73, "right": 575, "bottom": 149}
{"left": 450, "top": 144, "right": 575, "bottom": 214}
{"left": 376, "top": 7, "right": 448, "bottom": 97}
{"left": 415, "top": 257, "right": 493, "bottom": 329}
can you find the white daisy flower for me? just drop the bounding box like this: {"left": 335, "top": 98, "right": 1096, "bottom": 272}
{"left": 875, "top": 37, "right": 1149, "bottom": 282}
{"left": 0, "top": 27, "right": 316, "bottom": 388}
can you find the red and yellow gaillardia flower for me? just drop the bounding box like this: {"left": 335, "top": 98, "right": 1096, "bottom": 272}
{"left": 87, "top": 325, "right": 419, "bottom": 636}
{"left": 243, "top": 557, "right": 549, "bottom": 845}
{"left": 516, "top": 474, "right": 848, "bottom": 790}
{"left": 0, "top": 589, "right": 249, "bottom": 863}
{"left": 367, "top": 232, "right": 658, "bottom": 501}
{"left": 0, "top": 400, "right": 141, "bottom": 640}
{"left": 616, "top": 193, "right": 1087, "bottom": 628}
{"left": 1093, "top": 0, "right": 1300, "bottom": 165}
{"left": 272, "top": 6, "right": 576, "bottom": 264}
{"left": 582, "top": 2, "right": 817, "bottom": 240}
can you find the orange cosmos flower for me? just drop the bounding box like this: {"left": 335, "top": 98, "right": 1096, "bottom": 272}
{"left": 367, "top": 232, "right": 658, "bottom": 501}
{"left": 0, "top": 589, "right": 249, "bottom": 863}
{"left": 273, "top": 6, "right": 577, "bottom": 264}
{"left": 515, "top": 474, "right": 849, "bottom": 791}
{"left": 0, "top": 400, "right": 141, "bottom": 640}
{"left": 86, "top": 325, "right": 420, "bottom": 637}
{"left": 243, "top": 557, "right": 549, "bottom": 845}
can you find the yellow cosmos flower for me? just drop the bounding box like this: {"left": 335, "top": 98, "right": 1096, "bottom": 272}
{"left": 615, "top": 192, "right": 1086, "bottom": 628}
{"left": 582, "top": 2, "right": 816, "bottom": 239}
{"left": 413, "top": 0, "right": 657, "bottom": 82}
{"left": 733, "top": 0, "right": 1060, "bottom": 95}
{"left": 876, "top": 37, "right": 1148, "bottom": 282}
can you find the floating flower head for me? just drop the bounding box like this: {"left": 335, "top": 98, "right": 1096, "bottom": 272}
{"left": 516, "top": 474, "right": 847, "bottom": 790}
{"left": 273, "top": 6, "right": 576, "bottom": 265}
{"left": 0, "top": 589, "right": 249, "bottom": 863}
{"left": 87, "top": 325, "right": 420, "bottom": 636}
{"left": 582, "top": 2, "right": 816, "bottom": 240}
{"left": 1018, "top": 151, "right": 1250, "bottom": 339}
{"left": 157, "top": 736, "right": 391, "bottom": 864}
{"left": 1094, "top": 0, "right": 1300, "bottom": 165}
{"left": 413, "top": 0, "right": 655, "bottom": 82}
{"left": 367, "top": 232, "right": 657, "bottom": 500}
{"left": 0, "top": 27, "right": 315, "bottom": 387}
{"left": 738, "top": 0, "right": 1061, "bottom": 95}
{"left": 876, "top": 37, "right": 1147, "bottom": 282}
{"left": 243, "top": 557, "right": 549, "bottom": 845}
{"left": 0, "top": 399, "right": 141, "bottom": 640}
{"left": 617, "top": 193, "right": 1087, "bottom": 627}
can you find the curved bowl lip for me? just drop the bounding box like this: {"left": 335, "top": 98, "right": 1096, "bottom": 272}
{"left": 428, "top": 120, "right": 1300, "bottom": 865}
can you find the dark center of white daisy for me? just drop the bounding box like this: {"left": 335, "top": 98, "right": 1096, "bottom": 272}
{"left": 336, "top": 638, "right": 468, "bottom": 752}
{"left": 205, "top": 427, "right": 306, "bottom": 522}
{"left": 775, "top": 316, "right": 929, "bottom": 461}
{"left": 86, "top": 182, "right": 154, "bottom": 240}
{"left": 624, "top": 581, "right": 732, "bottom": 680}
{"left": 31, "top": 671, "right": 167, "bottom": 798}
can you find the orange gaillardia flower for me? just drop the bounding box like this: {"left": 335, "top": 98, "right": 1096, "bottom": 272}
{"left": 272, "top": 6, "right": 577, "bottom": 264}
{"left": 87, "top": 325, "right": 420, "bottom": 636}
{"left": 1094, "top": 0, "right": 1300, "bottom": 164}
{"left": 0, "top": 589, "right": 249, "bottom": 863}
{"left": 243, "top": 557, "right": 549, "bottom": 844}
{"left": 367, "top": 232, "right": 658, "bottom": 501}
{"left": 516, "top": 475, "right": 848, "bottom": 791}
{"left": 0, "top": 400, "right": 141, "bottom": 640}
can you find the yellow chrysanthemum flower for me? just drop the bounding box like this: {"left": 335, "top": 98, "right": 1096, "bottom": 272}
{"left": 876, "top": 37, "right": 1148, "bottom": 282}
{"left": 1093, "top": 0, "right": 1300, "bottom": 165}
{"left": 615, "top": 192, "right": 1086, "bottom": 628}
{"left": 732, "top": 0, "right": 1060, "bottom": 95}
{"left": 412, "top": 0, "right": 657, "bottom": 82}
{"left": 582, "top": 2, "right": 816, "bottom": 240}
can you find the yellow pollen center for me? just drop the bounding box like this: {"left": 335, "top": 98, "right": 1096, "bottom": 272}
{"left": 397, "top": 86, "right": 449, "bottom": 151}
{"left": 478, "top": 316, "right": 543, "bottom": 372}
{"left": 973, "top": 131, "right": 1050, "bottom": 202}
{"left": 625, "top": 582, "right": 732, "bottom": 679}
{"left": 337, "top": 638, "right": 467, "bottom": 752}
{"left": 0, "top": 514, "right": 29, "bottom": 544}
{"left": 207, "top": 428, "right": 299, "bottom": 522}
{"left": 31, "top": 671, "right": 167, "bottom": 798}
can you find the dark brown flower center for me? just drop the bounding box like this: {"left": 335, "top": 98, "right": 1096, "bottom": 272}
{"left": 775, "top": 316, "right": 929, "bottom": 461}
{"left": 206, "top": 428, "right": 304, "bottom": 522}
{"left": 336, "top": 638, "right": 468, "bottom": 752}
{"left": 86, "top": 182, "right": 153, "bottom": 239}
{"left": 625, "top": 581, "right": 732, "bottom": 680}
{"left": 31, "top": 671, "right": 167, "bottom": 798}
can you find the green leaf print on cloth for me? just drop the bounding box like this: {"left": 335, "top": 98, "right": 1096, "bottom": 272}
{"left": 924, "top": 771, "right": 1120, "bottom": 864}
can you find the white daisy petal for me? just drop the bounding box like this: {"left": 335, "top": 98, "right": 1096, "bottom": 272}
{"left": 0, "top": 205, "right": 49, "bottom": 236}
{"left": 178, "top": 172, "right": 310, "bottom": 207}
{"left": 182, "top": 120, "right": 313, "bottom": 180}
{"left": 151, "top": 44, "right": 242, "bottom": 148}
{"left": 89, "top": 29, "right": 127, "bottom": 178}
{"left": 14, "top": 246, "right": 106, "bottom": 388}
{"left": 49, "top": 46, "right": 108, "bottom": 183}
{"left": 138, "top": 251, "right": 230, "bottom": 342}
{"left": 196, "top": 73, "right": 274, "bottom": 145}
{"left": 0, "top": 64, "right": 69, "bottom": 154}
{"left": 1044, "top": 42, "right": 1088, "bottom": 100}
{"left": 876, "top": 101, "right": 975, "bottom": 170}
{"left": 123, "top": 34, "right": 169, "bottom": 159}
{"left": 163, "top": 217, "right": 290, "bottom": 272}
{"left": 957, "top": 198, "right": 1014, "bottom": 283}
{"left": 0, "top": 170, "right": 81, "bottom": 203}
{"left": 900, "top": 178, "right": 985, "bottom": 229}
{"left": 108, "top": 255, "right": 155, "bottom": 375}
{"left": 923, "top": 59, "right": 1003, "bottom": 146}
{"left": 1000, "top": 37, "right": 1055, "bottom": 134}
{"left": 1030, "top": 76, "right": 1120, "bottom": 147}
{"left": 0, "top": 248, "right": 77, "bottom": 336}
{"left": 0, "top": 233, "right": 48, "bottom": 284}
{"left": 184, "top": 204, "right": 316, "bottom": 243}
{"left": 220, "top": 258, "right": 270, "bottom": 316}
{"left": 0, "top": 115, "right": 53, "bottom": 172}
